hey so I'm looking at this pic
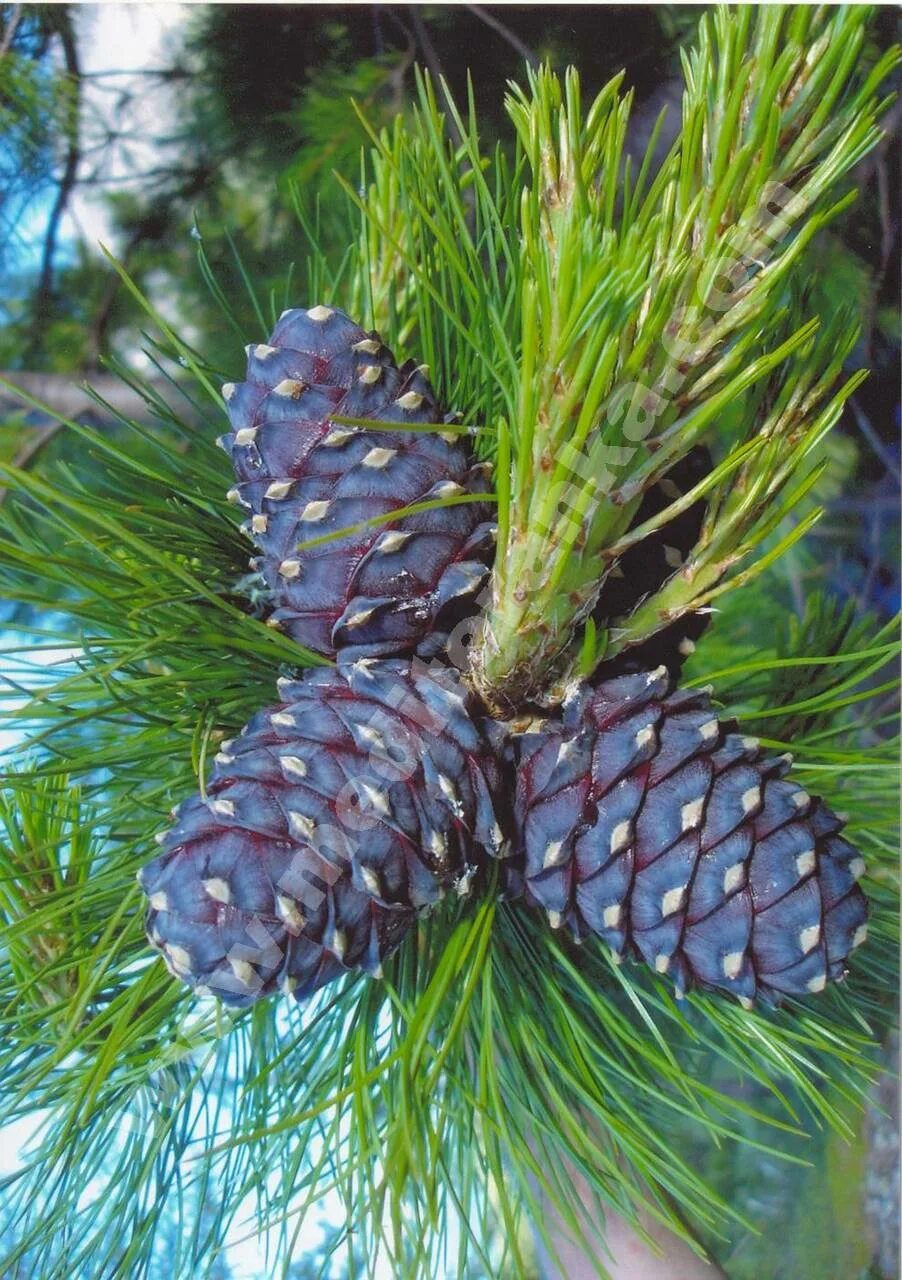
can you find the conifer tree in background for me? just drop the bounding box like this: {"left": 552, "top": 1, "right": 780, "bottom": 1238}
{"left": 0, "top": 6, "right": 898, "bottom": 1279}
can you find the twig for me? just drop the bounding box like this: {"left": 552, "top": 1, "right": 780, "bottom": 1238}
{"left": 0, "top": 4, "right": 22, "bottom": 59}
{"left": 408, "top": 7, "right": 463, "bottom": 148}
{"left": 369, "top": 6, "right": 415, "bottom": 113}
{"left": 0, "top": 370, "right": 198, "bottom": 420}
{"left": 857, "top": 99, "right": 900, "bottom": 360}
{"left": 465, "top": 5, "right": 539, "bottom": 68}
{"left": 79, "top": 66, "right": 188, "bottom": 80}
{"left": 24, "top": 10, "right": 82, "bottom": 364}
{"left": 849, "top": 398, "right": 901, "bottom": 485}
{"left": 534, "top": 1152, "right": 728, "bottom": 1280}
{"left": 0, "top": 369, "right": 202, "bottom": 505}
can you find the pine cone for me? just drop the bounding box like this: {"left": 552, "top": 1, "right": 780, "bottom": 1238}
{"left": 513, "top": 667, "right": 868, "bottom": 1003}
{"left": 219, "top": 305, "right": 495, "bottom": 660}
{"left": 139, "top": 659, "right": 507, "bottom": 1006}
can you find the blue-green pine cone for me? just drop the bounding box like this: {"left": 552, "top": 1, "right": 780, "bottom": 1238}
{"left": 139, "top": 659, "right": 508, "bottom": 1006}
{"left": 219, "top": 305, "right": 495, "bottom": 661}
{"left": 512, "top": 667, "right": 868, "bottom": 1004}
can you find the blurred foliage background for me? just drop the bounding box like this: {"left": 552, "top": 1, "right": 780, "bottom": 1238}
{"left": 0, "top": 5, "right": 898, "bottom": 1278}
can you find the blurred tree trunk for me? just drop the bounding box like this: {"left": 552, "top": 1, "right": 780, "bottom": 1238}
{"left": 0, "top": 371, "right": 193, "bottom": 425}
{"left": 536, "top": 1158, "right": 728, "bottom": 1280}
{"left": 23, "top": 7, "right": 82, "bottom": 365}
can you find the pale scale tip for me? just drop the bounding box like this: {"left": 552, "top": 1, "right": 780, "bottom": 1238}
{"left": 287, "top": 810, "right": 316, "bottom": 840}
{"left": 799, "top": 923, "right": 821, "bottom": 954}
{"left": 543, "top": 840, "right": 565, "bottom": 869}
{"left": 740, "top": 786, "right": 761, "bottom": 814}
{"left": 795, "top": 849, "right": 816, "bottom": 878}
{"left": 280, "top": 755, "right": 308, "bottom": 781}
{"left": 723, "top": 862, "right": 745, "bottom": 894}
{"left": 202, "top": 877, "right": 232, "bottom": 905}
{"left": 166, "top": 943, "right": 193, "bottom": 974}
{"left": 432, "top": 480, "right": 465, "bottom": 498}
{"left": 376, "top": 530, "right": 412, "bottom": 555}
{"left": 229, "top": 957, "right": 256, "bottom": 987}
{"left": 680, "top": 796, "right": 704, "bottom": 832}
{"left": 300, "top": 499, "right": 330, "bottom": 522}
{"left": 661, "top": 884, "right": 687, "bottom": 917}
{"left": 362, "top": 447, "right": 396, "bottom": 469}
{"left": 343, "top": 606, "right": 375, "bottom": 630}
{"left": 273, "top": 378, "right": 305, "bottom": 399}
{"left": 609, "top": 820, "right": 632, "bottom": 855}
{"left": 359, "top": 781, "right": 390, "bottom": 816}
{"left": 360, "top": 867, "right": 381, "bottom": 896}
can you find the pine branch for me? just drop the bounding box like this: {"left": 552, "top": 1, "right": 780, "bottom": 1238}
{"left": 337, "top": 6, "right": 898, "bottom": 711}
{"left": 0, "top": 8, "right": 897, "bottom": 1279}
{"left": 468, "top": 10, "right": 899, "bottom": 709}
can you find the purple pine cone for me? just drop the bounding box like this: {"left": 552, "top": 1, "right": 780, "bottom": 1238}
{"left": 513, "top": 667, "right": 868, "bottom": 1004}
{"left": 219, "top": 305, "right": 495, "bottom": 661}
{"left": 139, "top": 658, "right": 507, "bottom": 1006}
